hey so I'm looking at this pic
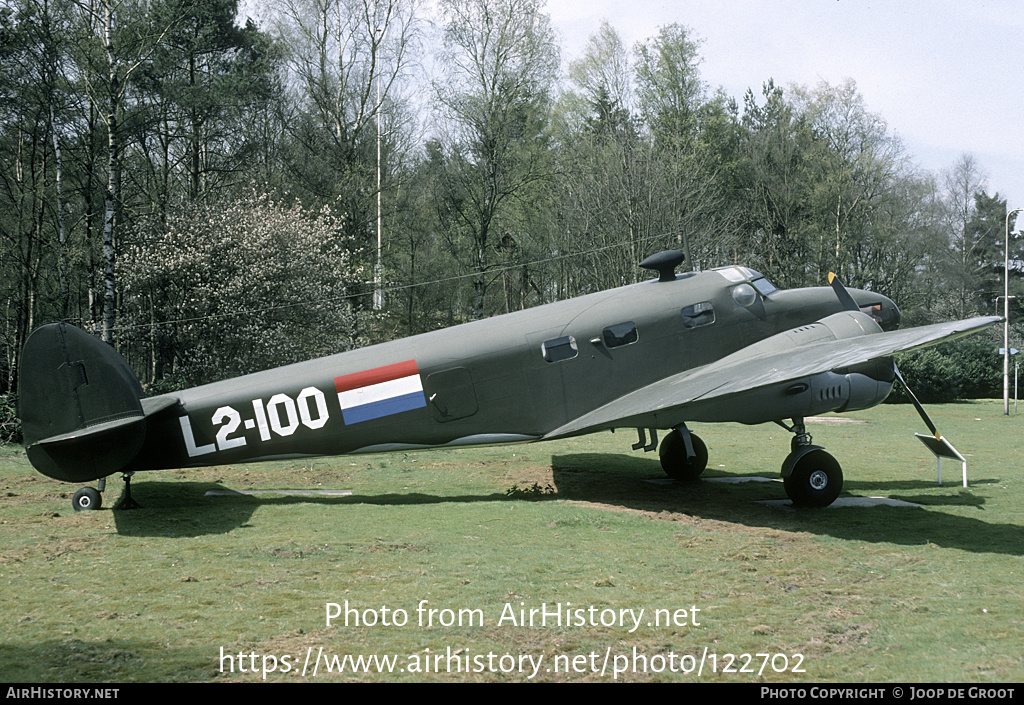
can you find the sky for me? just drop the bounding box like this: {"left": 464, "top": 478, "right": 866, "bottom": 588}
{"left": 546, "top": 0, "right": 1024, "bottom": 208}
{"left": 245, "top": 0, "right": 1023, "bottom": 208}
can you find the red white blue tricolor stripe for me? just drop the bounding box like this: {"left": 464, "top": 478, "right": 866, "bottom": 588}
{"left": 334, "top": 360, "right": 426, "bottom": 425}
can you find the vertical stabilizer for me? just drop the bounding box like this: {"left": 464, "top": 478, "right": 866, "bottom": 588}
{"left": 19, "top": 323, "right": 146, "bottom": 482}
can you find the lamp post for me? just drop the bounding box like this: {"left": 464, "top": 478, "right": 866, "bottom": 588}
{"left": 1005, "top": 208, "right": 1023, "bottom": 415}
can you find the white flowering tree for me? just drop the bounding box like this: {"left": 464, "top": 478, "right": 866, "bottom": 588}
{"left": 121, "top": 190, "right": 365, "bottom": 388}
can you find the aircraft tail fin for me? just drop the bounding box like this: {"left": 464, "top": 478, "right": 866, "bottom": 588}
{"left": 19, "top": 322, "right": 146, "bottom": 483}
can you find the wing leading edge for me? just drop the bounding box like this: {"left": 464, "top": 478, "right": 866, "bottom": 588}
{"left": 545, "top": 313, "right": 1001, "bottom": 439}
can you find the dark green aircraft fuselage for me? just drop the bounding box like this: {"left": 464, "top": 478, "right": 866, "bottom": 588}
{"left": 20, "top": 263, "right": 912, "bottom": 485}
{"left": 121, "top": 266, "right": 893, "bottom": 475}
{"left": 22, "top": 253, "right": 1005, "bottom": 511}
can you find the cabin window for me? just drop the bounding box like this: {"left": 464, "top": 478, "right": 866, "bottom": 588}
{"left": 681, "top": 302, "right": 715, "bottom": 328}
{"left": 603, "top": 322, "right": 638, "bottom": 348}
{"left": 542, "top": 336, "right": 578, "bottom": 363}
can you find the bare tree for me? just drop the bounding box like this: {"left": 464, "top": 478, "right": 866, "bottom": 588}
{"left": 271, "top": 0, "right": 422, "bottom": 249}
{"left": 566, "top": 19, "right": 632, "bottom": 114}
{"left": 274, "top": 0, "right": 419, "bottom": 147}
{"left": 71, "top": 0, "right": 178, "bottom": 343}
{"left": 431, "top": 0, "right": 558, "bottom": 319}
{"left": 938, "top": 153, "right": 990, "bottom": 319}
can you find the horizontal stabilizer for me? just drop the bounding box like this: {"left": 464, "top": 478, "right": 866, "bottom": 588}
{"left": 19, "top": 323, "right": 146, "bottom": 482}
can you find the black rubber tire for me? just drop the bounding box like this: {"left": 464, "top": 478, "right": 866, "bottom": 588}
{"left": 783, "top": 449, "right": 843, "bottom": 507}
{"left": 72, "top": 487, "right": 102, "bottom": 511}
{"left": 659, "top": 430, "right": 708, "bottom": 481}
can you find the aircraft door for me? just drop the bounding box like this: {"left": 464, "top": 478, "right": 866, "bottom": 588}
{"left": 424, "top": 367, "right": 479, "bottom": 422}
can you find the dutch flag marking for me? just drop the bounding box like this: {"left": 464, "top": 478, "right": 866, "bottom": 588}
{"left": 334, "top": 360, "right": 426, "bottom": 425}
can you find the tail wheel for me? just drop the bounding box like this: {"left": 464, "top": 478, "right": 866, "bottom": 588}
{"left": 783, "top": 449, "right": 843, "bottom": 507}
{"left": 72, "top": 487, "right": 102, "bottom": 512}
{"left": 659, "top": 430, "right": 708, "bottom": 481}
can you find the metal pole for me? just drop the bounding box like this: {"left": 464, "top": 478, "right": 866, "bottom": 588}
{"left": 373, "top": 46, "right": 384, "bottom": 311}
{"left": 1005, "top": 209, "right": 1023, "bottom": 415}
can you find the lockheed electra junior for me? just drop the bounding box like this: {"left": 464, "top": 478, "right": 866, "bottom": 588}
{"left": 18, "top": 250, "right": 998, "bottom": 511}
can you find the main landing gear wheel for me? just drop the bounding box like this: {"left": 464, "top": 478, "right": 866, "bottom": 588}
{"left": 659, "top": 429, "right": 708, "bottom": 481}
{"left": 72, "top": 487, "right": 102, "bottom": 512}
{"left": 783, "top": 449, "right": 843, "bottom": 508}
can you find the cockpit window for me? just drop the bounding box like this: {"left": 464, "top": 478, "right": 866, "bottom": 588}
{"left": 715, "top": 267, "right": 750, "bottom": 283}
{"left": 731, "top": 284, "right": 758, "bottom": 307}
{"left": 860, "top": 303, "right": 900, "bottom": 331}
{"left": 751, "top": 277, "right": 778, "bottom": 297}
{"left": 715, "top": 267, "right": 777, "bottom": 298}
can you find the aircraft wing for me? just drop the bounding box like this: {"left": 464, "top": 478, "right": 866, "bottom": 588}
{"left": 544, "top": 314, "right": 1001, "bottom": 439}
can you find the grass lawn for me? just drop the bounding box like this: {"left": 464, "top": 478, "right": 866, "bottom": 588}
{"left": 1, "top": 400, "right": 1021, "bottom": 682}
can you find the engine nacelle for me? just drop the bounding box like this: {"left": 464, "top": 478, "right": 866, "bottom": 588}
{"left": 774, "top": 312, "right": 896, "bottom": 417}
{"left": 802, "top": 357, "right": 896, "bottom": 415}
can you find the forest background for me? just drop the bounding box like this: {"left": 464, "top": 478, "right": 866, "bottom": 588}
{"left": 1, "top": 0, "right": 1020, "bottom": 442}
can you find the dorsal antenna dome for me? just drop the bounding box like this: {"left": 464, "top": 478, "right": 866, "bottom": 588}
{"left": 640, "top": 250, "right": 687, "bottom": 283}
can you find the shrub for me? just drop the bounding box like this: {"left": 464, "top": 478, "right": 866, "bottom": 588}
{"left": 121, "top": 191, "right": 367, "bottom": 387}
{"left": 891, "top": 336, "right": 1001, "bottom": 404}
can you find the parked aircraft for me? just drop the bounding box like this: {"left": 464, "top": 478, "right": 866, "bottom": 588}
{"left": 18, "top": 250, "right": 998, "bottom": 511}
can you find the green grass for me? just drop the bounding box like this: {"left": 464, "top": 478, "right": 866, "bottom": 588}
{"left": 1, "top": 400, "right": 1022, "bottom": 682}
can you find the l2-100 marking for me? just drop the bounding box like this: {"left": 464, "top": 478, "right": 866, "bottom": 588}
{"left": 179, "top": 361, "right": 426, "bottom": 457}
{"left": 180, "top": 386, "right": 331, "bottom": 457}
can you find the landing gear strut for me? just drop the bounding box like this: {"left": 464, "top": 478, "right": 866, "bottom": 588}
{"left": 779, "top": 418, "right": 843, "bottom": 507}
{"left": 658, "top": 425, "right": 708, "bottom": 482}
